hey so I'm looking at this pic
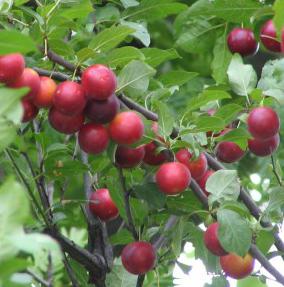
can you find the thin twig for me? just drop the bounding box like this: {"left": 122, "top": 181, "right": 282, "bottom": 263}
{"left": 62, "top": 253, "right": 80, "bottom": 287}
{"left": 33, "top": 67, "right": 70, "bottom": 81}
{"left": 5, "top": 149, "right": 48, "bottom": 225}
{"left": 26, "top": 270, "right": 49, "bottom": 287}
{"left": 271, "top": 155, "right": 282, "bottom": 186}
{"left": 117, "top": 167, "right": 139, "bottom": 240}
{"left": 136, "top": 274, "right": 146, "bottom": 287}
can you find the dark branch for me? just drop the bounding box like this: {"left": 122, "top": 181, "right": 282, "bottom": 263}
{"left": 33, "top": 67, "right": 70, "bottom": 81}
{"left": 62, "top": 253, "right": 80, "bottom": 287}
{"left": 205, "top": 152, "right": 284, "bottom": 254}
{"left": 117, "top": 167, "right": 139, "bottom": 240}
{"left": 136, "top": 274, "right": 146, "bottom": 287}
{"left": 250, "top": 244, "right": 284, "bottom": 285}
{"left": 26, "top": 270, "right": 49, "bottom": 287}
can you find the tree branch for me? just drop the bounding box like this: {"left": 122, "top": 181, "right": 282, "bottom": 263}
{"left": 271, "top": 155, "right": 282, "bottom": 186}
{"left": 250, "top": 244, "right": 284, "bottom": 285}
{"left": 33, "top": 67, "right": 70, "bottom": 81}
{"left": 26, "top": 270, "right": 49, "bottom": 287}
{"left": 117, "top": 167, "right": 139, "bottom": 240}
{"left": 62, "top": 253, "right": 80, "bottom": 287}
{"left": 205, "top": 152, "right": 284, "bottom": 254}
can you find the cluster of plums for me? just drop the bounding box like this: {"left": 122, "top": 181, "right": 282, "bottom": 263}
{"left": 227, "top": 19, "right": 283, "bottom": 56}
{"left": 215, "top": 106, "right": 280, "bottom": 164}
{"left": 2, "top": 51, "right": 277, "bottom": 277}
{"left": 204, "top": 222, "right": 254, "bottom": 279}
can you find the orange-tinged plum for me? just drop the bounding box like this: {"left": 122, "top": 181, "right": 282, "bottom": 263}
{"left": 176, "top": 149, "right": 208, "bottom": 180}
{"left": 33, "top": 76, "right": 57, "bottom": 108}
{"left": 109, "top": 111, "right": 144, "bottom": 145}
{"left": 260, "top": 20, "right": 281, "bottom": 52}
{"left": 220, "top": 253, "right": 254, "bottom": 279}
{"left": 10, "top": 68, "right": 40, "bottom": 100}
{"left": 78, "top": 123, "right": 109, "bottom": 154}
{"left": 0, "top": 53, "right": 25, "bottom": 84}
{"left": 197, "top": 170, "right": 215, "bottom": 196}
{"left": 248, "top": 134, "right": 279, "bottom": 157}
{"left": 121, "top": 242, "right": 156, "bottom": 275}
{"left": 85, "top": 94, "right": 120, "bottom": 124}
{"left": 81, "top": 64, "right": 117, "bottom": 101}
{"left": 247, "top": 107, "right": 280, "bottom": 140}
{"left": 48, "top": 107, "right": 84, "bottom": 134}
{"left": 143, "top": 141, "right": 167, "bottom": 166}
{"left": 227, "top": 28, "right": 258, "bottom": 56}
{"left": 89, "top": 188, "right": 118, "bottom": 221}
{"left": 155, "top": 162, "right": 191, "bottom": 195}
{"left": 115, "top": 145, "right": 145, "bottom": 168}
{"left": 53, "top": 81, "right": 86, "bottom": 116}
{"left": 204, "top": 222, "right": 227, "bottom": 256}
{"left": 21, "top": 99, "right": 38, "bottom": 123}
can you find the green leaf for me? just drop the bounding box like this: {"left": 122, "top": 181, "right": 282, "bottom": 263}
{"left": 257, "top": 58, "right": 284, "bottom": 104}
{"left": 76, "top": 48, "right": 97, "bottom": 64}
{"left": 0, "top": 30, "right": 36, "bottom": 55}
{"left": 215, "top": 128, "right": 250, "bottom": 150}
{"left": 256, "top": 230, "right": 274, "bottom": 255}
{"left": 214, "top": 104, "right": 243, "bottom": 125}
{"left": 186, "top": 90, "right": 231, "bottom": 113}
{"left": 106, "top": 258, "right": 137, "bottom": 287}
{"left": 135, "top": 183, "right": 166, "bottom": 209}
{"left": 156, "top": 102, "right": 175, "bottom": 137}
{"left": 0, "top": 119, "right": 17, "bottom": 152}
{"left": 189, "top": 116, "right": 225, "bottom": 133}
{"left": 184, "top": 0, "right": 262, "bottom": 24}
{"left": 120, "top": 0, "right": 139, "bottom": 8}
{"left": 107, "top": 47, "right": 144, "bottom": 68}
{"left": 266, "top": 187, "right": 284, "bottom": 214}
{"left": 159, "top": 71, "right": 198, "bottom": 87}
{"left": 212, "top": 30, "right": 232, "bottom": 84}
{"left": 121, "top": 20, "right": 150, "bottom": 47}
{"left": 142, "top": 48, "right": 180, "bottom": 67}
{"left": 59, "top": 0, "right": 93, "bottom": 19}
{"left": 273, "top": 0, "right": 284, "bottom": 37}
{"left": 122, "top": 0, "right": 187, "bottom": 22}
{"left": 130, "top": 197, "right": 149, "bottom": 226}
{"left": 48, "top": 38, "right": 74, "bottom": 56}
{"left": 217, "top": 209, "right": 252, "bottom": 256}
{"left": 237, "top": 276, "right": 266, "bottom": 287}
{"left": 110, "top": 229, "right": 133, "bottom": 245}
{"left": 206, "top": 170, "right": 240, "bottom": 205}
{"left": 176, "top": 18, "right": 221, "bottom": 53}
{"left": 227, "top": 54, "right": 257, "bottom": 97}
{"left": 89, "top": 25, "right": 135, "bottom": 53}
{"left": 117, "top": 60, "right": 156, "bottom": 95}
{"left": 171, "top": 218, "right": 185, "bottom": 257}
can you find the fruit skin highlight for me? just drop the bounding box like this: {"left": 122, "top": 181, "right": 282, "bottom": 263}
{"left": 247, "top": 107, "right": 280, "bottom": 140}
{"left": 48, "top": 108, "right": 84, "bottom": 134}
{"left": 204, "top": 222, "right": 227, "bottom": 256}
{"left": 227, "top": 28, "right": 258, "bottom": 56}
{"left": 0, "top": 53, "right": 25, "bottom": 84}
{"left": 156, "top": 162, "right": 191, "bottom": 195}
{"left": 81, "top": 64, "right": 117, "bottom": 101}
{"left": 89, "top": 189, "right": 119, "bottom": 221}
{"left": 121, "top": 241, "right": 156, "bottom": 275}
{"left": 109, "top": 111, "right": 144, "bottom": 145}
{"left": 220, "top": 253, "right": 254, "bottom": 279}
